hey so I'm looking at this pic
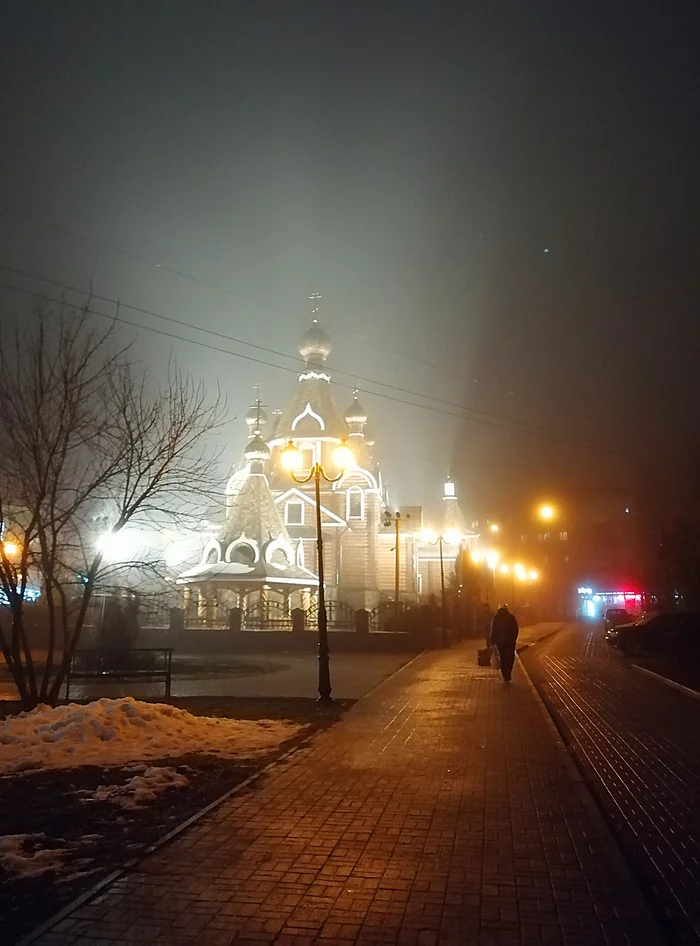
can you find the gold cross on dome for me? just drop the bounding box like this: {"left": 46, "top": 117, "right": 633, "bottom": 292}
{"left": 309, "top": 291, "right": 322, "bottom": 320}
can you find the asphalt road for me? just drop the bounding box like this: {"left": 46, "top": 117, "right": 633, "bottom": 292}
{"left": 521, "top": 622, "right": 700, "bottom": 945}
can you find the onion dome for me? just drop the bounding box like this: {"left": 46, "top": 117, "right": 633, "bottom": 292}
{"left": 344, "top": 393, "right": 368, "bottom": 426}
{"left": 244, "top": 434, "right": 270, "bottom": 463}
{"left": 298, "top": 319, "right": 332, "bottom": 364}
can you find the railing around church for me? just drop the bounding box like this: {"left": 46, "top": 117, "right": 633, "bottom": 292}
{"left": 82, "top": 590, "right": 179, "bottom": 630}
{"left": 243, "top": 600, "right": 293, "bottom": 630}
{"left": 184, "top": 613, "right": 230, "bottom": 630}
{"left": 305, "top": 600, "right": 356, "bottom": 630}
{"left": 369, "top": 601, "right": 406, "bottom": 632}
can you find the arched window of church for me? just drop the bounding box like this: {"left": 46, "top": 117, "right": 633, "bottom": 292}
{"left": 346, "top": 488, "right": 364, "bottom": 520}
{"left": 229, "top": 543, "right": 256, "bottom": 565}
{"left": 285, "top": 501, "right": 304, "bottom": 525}
{"left": 269, "top": 547, "right": 288, "bottom": 566}
{"left": 206, "top": 547, "right": 219, "bottom": 564}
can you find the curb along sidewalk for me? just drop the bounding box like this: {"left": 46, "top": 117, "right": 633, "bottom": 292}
{"left": 31, "top": 640, "right": 661, "bottom": 946}
{"left": 516, "top": 623, "right": 565, "bottom": 654}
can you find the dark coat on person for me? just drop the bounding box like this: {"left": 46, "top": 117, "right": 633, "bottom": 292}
{"left": 490, "top": 607, "right": 519, "bottom": 646}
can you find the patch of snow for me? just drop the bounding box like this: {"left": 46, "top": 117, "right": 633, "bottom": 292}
{"left": 0, "top": 697, "right": 302, "bottom": 774}
{"left": 83, "top": 765, "right": 189, "bottom": 809}
{"left": 0, "top": 834, "right": 68, "bottom": 879}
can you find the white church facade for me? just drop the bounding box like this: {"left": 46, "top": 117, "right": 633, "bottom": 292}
{"left": 178, "top": 316, "right": 475, "bottom": 621}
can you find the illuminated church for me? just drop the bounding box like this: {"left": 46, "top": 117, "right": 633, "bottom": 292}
{"left": 178, "top": 313, "right": 473, "bottom": 617}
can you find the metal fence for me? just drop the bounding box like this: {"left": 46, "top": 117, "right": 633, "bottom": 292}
{"left": 306, "top": 600, "right": 356, "bottom": 629}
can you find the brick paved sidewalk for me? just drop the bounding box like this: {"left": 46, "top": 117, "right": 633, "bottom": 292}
{"left": 33, "top": 643, "right": 661, "bottom": 946}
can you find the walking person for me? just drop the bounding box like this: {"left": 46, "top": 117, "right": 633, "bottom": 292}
{"left": 490, "top": 604, "right": 519, "bottom": 681}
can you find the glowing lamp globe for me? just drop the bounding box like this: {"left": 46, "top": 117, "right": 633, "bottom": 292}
{"left": 421, "top": 528, "right": 437, "bottom": 544}
{"left": 281, "top": 440, "right": 303, "bottom": 472}
{"left": 443, "top": 527, "right": 461, "bottom": 545}
{"left": 499, "top": 564, "right": 510, "bottom": 576}
{"left": 514, "top": 563, "right": 527, "bottom": 581}
{"left": 470, "top": 550, "right": 483, "bottom": 565}
{"left": 333, "top": 438, "right": 354, "bottom": 471}
{"left": 539, "top": 504, "right": 555, "bottom": 521}
{"left": 529, "top": 569, "right": 539, "bottom": 581}
{"left": 2, "top": 541, "right": 19, "bottom": 557}
{"left": 485, "top": 549, "right": 500, "bottom": 570}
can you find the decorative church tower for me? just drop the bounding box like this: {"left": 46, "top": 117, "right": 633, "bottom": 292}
{"left": 264, "top": 297, "right": 388, "bottom": 608}
{"left": 181, "top": 296, "right": 421, "bottom": 615}
{"left": 442, "top": 475, "right": 467, "bottom": 533}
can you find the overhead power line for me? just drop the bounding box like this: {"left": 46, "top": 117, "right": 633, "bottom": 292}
{"left": 0, "top": 204, "right": 444, "bottom": 370}
{"left": 0, "top": 204, "right": 624, "bottom": 434}
{"left": 0, "top": 262, "right": 604, "bottom": 448}
{"left": 0, "top": 272, "right": 622, "bottom": 457}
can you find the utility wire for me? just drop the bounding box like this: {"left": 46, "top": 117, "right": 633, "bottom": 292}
{"left": 0, "top": 262, "right": 605, "bottom": 447}
{"left": 0, "top": 274, "right": 622, "bottom": 457}
{"left": 0, "top": 204, "right": 622, "bottom": 435}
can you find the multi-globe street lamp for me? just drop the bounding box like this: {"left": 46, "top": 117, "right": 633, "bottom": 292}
{"left": 281, "top": 436, "right": 354, "bottom": 704}
{"left": 496, "top": 561, "right": 540, "bottom": 609}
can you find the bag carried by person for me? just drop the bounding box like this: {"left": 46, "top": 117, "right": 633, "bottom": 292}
{"left": 490, "top": 646, "right": 501, "bottom": 670}
{"left": 477, "top": 647, "right": 491, "bottom": 667}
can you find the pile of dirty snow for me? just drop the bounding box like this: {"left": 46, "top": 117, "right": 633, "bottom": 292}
{"left": 0, "top": 697, "right": 302, "bottom": 774}
{"left": 86, "top": 765, "right": 189, "bottom": 808}
{"left": 0, "top": 834, "right": 70, "bottom": 879}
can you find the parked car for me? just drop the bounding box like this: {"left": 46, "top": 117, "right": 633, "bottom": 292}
{"left": 603, "top": 608, "right": 631, "bottom": 639}
{"left": 612, "top": 611, "right": 700, "bottom": 657}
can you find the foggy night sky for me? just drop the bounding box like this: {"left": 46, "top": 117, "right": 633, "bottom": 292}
{"left": 1, "top": 1, "right": 699, "bottom": 521}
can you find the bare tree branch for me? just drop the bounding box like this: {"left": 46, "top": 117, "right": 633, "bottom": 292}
{"left": 0, "top": 300, "right": 224, "bottom": 708}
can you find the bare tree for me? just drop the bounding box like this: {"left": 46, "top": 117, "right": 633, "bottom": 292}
{"left": 0, "top": 303, "right": 224, "bottom": 708}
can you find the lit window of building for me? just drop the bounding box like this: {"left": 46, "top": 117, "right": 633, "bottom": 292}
{"left": 285, "top": 502, "right": 304, "bottom": 526}
{"left": 347, "top": 489, "right": 363, "bottom": 520}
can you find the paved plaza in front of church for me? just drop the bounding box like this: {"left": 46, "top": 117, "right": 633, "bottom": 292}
{"left": 32, "top": 630, "right": 660, "bottom": 945}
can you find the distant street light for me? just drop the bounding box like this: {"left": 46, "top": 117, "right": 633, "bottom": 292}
{"left": 281, "top": 436, "right": 354, "bottom": 704}
{"left": 484, "top": 549, "right": 500, "bottom": 572}
{"left": 489, "top": 523, "right": 500, "bottom": 534}
{"left": 538, "top": 504, "right": 556, "bottom": 521}
{"left": 529, "top": 569, "right": 539, "bottom": 582}
{"left": 423, "top": 524, "right": 462, "bottom": 647}
{"left": 384, "top": 509, "right": 410, "bottom": 630}
{"left": 2, "top": 541, "right": 19, "bottom": 558}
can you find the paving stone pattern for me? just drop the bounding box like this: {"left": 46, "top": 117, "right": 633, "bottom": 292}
{"left": 522, "top": 624, "right": 700, "bottom": 944}
{"left": 35, "top": 642, "right": 658, "bottom": 945}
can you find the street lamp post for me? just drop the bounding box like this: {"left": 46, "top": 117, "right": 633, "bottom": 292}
{"left": 383, "top": 509, "right": 410, "bottom": 630}
{"left": 423, "top": 525, "right": 461, "bottom": 647}
{"left": 432, "top": 533, "right": 447, "bottom": 646}
{"left": 485, "top": 549, "right": 500, "bottom": 607}
{"left": 282, "top": 437, "right": 354, "bottom": 704}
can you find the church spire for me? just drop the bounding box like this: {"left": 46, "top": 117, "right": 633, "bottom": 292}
{"left": 442, "top": 474, "right": 467, "bottom": 533}
{"left": 298, "top": 291, "right": 332, "bottom": 367}
{"left": 309, "top": 290, "right": 322, "bottom": 319}
{"left": 245, "top": 383, "right": 268, "bottom": 438}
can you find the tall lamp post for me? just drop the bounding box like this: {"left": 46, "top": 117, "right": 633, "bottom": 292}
{"left": 281, "top": 436, "right": 354, "bottom": 704}
{"left": 423, "top": 525, "right": 461, "bottom": 647}
{"left": 485, "top": 549, "right": 500, "bottom": 606}
{"left": 537, "top": 503, "right": 558, "bottom": 616}
{"left": 383, "top": 509, "right": 410, "bottom": 630}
